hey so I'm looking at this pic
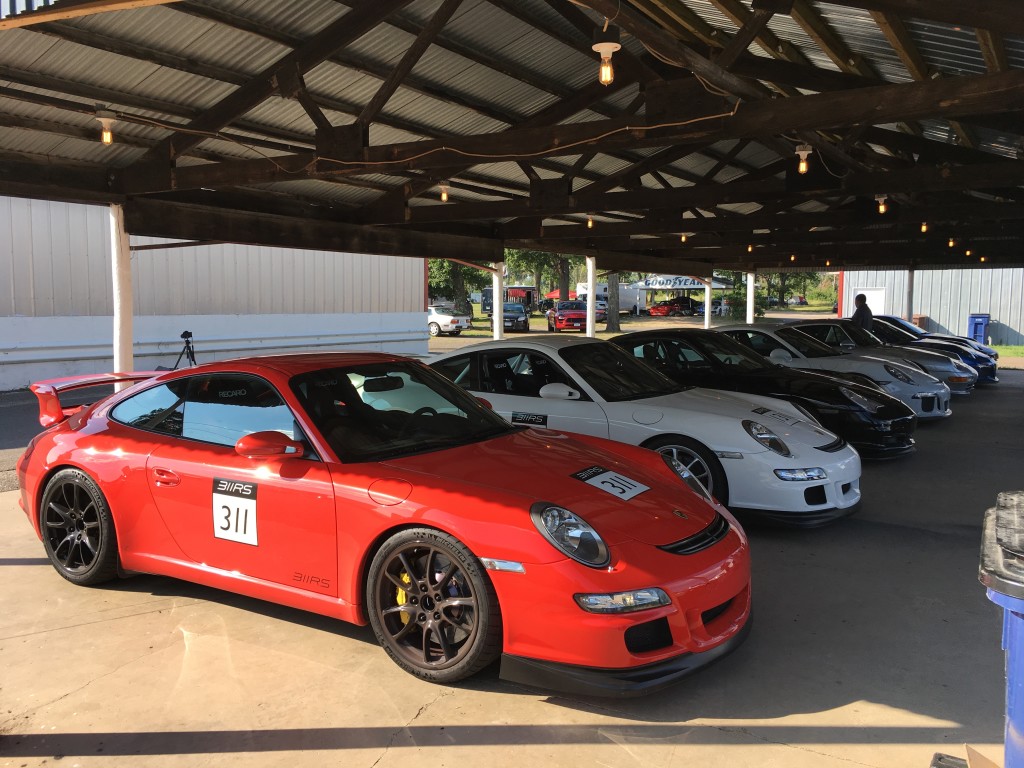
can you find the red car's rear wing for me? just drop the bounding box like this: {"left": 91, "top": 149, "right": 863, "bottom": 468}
{"left": 31, "top": 371, "right": 161, "bottom": 427}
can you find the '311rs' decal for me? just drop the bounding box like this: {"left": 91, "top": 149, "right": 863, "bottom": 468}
{"left": 572, "top": 466, "right": 649, "bottom": 500}
{"left": 213, "top": 478, "right": 258, "bottom": 546}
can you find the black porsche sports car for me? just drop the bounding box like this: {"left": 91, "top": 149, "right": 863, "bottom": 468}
{"left": 610, "top": 328, "right": 918, "bottom": 458}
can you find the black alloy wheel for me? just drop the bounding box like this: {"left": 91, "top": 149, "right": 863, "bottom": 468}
{"left": 39, "top": 469, "right": 119, "bottom": 585}
{"left": 366, "top": 528, "right": 502, "bottom": 683}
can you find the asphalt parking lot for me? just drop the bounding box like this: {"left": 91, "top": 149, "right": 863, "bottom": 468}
{"left": 1, "top": 328, "right": 1022, "bottom": 767}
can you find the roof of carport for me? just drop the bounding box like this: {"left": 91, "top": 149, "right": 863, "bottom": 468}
{"left": 2, "top": 0, "right": 1024, "bottom": 274}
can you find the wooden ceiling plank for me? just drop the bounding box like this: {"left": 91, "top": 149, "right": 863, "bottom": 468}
{"left": 356, "top": 0, "right": 463, "bottom": 127}
{"left": 714, "top": 8, "right": 776, "bottom": 69}
{"left": 976, "top": 29, "right": 1009, "bottom": 74}
{"left": 134, "top": 0, "right": 412, "bottom": 164}
{"left": 0, "top": 0, "right": 181, "bottom": 30}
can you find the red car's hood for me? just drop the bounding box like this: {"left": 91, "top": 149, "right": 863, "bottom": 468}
{"left": 382, "top": 428, "right": 723, "bottom": 547}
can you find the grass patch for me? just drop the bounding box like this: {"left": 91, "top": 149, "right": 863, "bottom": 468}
{"left": 994, "top": 345, "right": 1024, "bottom": 358}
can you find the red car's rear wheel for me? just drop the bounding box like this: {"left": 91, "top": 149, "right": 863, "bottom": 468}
{"left": 39, "top": 469, "right": 119, "bottom": 586}
{"left": 367, "top": 528, "right": 502, "bottom": 682}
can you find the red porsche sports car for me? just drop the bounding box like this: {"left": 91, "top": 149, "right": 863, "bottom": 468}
{"left": 17, "top": 353, "right": 750, "bottom": 696}
{"left": 546, "top": 300, "right": 606, "bottom": 332}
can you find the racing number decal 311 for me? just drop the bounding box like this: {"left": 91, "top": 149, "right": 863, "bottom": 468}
{"left": 212, "top": 478, "right": 258, "bottom": 546}
{"left": 571, "top": 466, "right": 650, "bottom": 500}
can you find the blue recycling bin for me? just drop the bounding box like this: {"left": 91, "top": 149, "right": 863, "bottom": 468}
{"left": 969, "top": 313, "right": 991, "bottom": 345}
{"left": 980, "top": 491, "right": 1024, "bottom": 768}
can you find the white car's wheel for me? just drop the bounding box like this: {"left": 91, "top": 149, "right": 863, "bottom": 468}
{"left": 428, "top": 322, "right": 441, "bottom": 337}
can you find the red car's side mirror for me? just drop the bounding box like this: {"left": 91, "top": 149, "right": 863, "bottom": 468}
{"left": 235, "top": 431, "right": 305, "bottom": 458}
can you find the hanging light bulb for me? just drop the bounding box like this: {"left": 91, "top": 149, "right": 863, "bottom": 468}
{"left": 95, "top": 108, "right": 116, "bottom": 146}
{"left": 980, "top": 255, "right": 987, "bottom": 263}
{"left": 439, "top": 182, "right": 449, "bottom": 203}
{"left": 680, "top": 233, "right": 688, "bottom": 243}
{"left": 789, "top": 254, "right": 796, "bottom": 262}
{"left": 747, "top": 244, "right": 753, "bottom": 253}
{"left": 826, "top": 259, "right": 831, "bottom": 267}
{"left": 948, "top": 237, "right": 955, "bottom": 248}
{"left": 920, "top": 222, "right": 928, "bottom": 233}
{"left": 966, "top": 249, "right": 972, "bottom": 257}
{"left": 795, "top": 144, "right": 812, "bottom": 175}
{"left": 592, "top": 22, "right": 621, "bottom": 86}
{"left": 587, "top": 214, "right": 594, "bottom": 229}
{"left": 875, "top": 194, "right": 888, "bottom": 214}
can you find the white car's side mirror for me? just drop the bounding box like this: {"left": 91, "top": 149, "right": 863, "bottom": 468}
{"left": 539, "top": 383, "right": 581, "bottom": 400}
{"left": 769, "top": 348, "right": 793, "bottom": 364}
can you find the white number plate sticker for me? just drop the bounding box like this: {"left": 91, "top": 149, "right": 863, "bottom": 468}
{"left": 572, "top": 466, "right": 649, "bottom": 500}
{"left": 213, "top": 477, "right": 258, "bottom": 546}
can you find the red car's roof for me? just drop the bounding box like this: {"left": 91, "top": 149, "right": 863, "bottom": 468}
{"left": 167, "top": 351, "right": 415, "bottom": 378}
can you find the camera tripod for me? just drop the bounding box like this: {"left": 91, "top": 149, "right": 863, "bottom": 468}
{"left": 172, "top": 330, "right": 197, "bottom": 369}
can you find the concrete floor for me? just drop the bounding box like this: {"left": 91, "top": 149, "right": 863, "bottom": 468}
{"left": 1, "top": 370, "right": 1022, "bottom": 767}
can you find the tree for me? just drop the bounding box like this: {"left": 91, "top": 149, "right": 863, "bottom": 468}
{"left": 427, "top": 260, "right": 489, "bottom": 315}
{"left": 606, "top": 272, "right": 622, "bottom": 332}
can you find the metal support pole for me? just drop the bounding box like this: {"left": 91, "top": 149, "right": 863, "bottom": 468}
{"left": 110, "top": 204, "right": 133, "bottom": 386}
{"left": 905, "top": 268, "right": 915, "bottom": 322}
{"left": 746, "top": 271, "right": 756, "bottom": 325}
{"left": 586, "top": 256, "right": 597, "bottom": 337}
{"left": 704, "top": 281, "right": 712, "bottom": 329}
{"left": 492, "top": 263, "right": 504, "bottom": 340}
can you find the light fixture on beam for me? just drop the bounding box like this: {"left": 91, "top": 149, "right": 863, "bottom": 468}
{"left": 826, "top": 259, "right": 831, "bottom": 267}
{"left": 875, "top": 194, "right": 888, "bottom": 214}
{"left": 587, "top": 214, "right": 594, "bottom": 229}
{"left": 795, "top": 143, "right": 812, "bottom": 175}
{"left": 747, "top": 244, "right": 753, "bottom": 253}
{"left": 95, "top": 108, "right": 116, "bottom": 146}
{"left": 966, "top": 249, "right": 972, "bottom": 257}
{"left": 680, "top": 232, "right": 688, "bottom": 243}
{"left": 592, "top": 22, "right": 621, "bottom": 86}
{"left": 948, "top": 237, "right": 955, "bottom": 248}
{"left": 439, "top": 182, "right": 449, "bottom": 203}
{"left": 920, "top": 222, "right": 928, "bottom": 233}
{"left": 980, "top": 255, "right": 987, "bottom": 263}
{"left": 789, "top": 254, "right": 796, "bottom": 262}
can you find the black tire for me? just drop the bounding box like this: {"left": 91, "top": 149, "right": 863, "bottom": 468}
{"left": 428, "top": 322, "right": 441, "bottom": 337}
{"left": 366, "top": 528, "right": 502, "bottom": 683}
{"left": 452, "top": 329, "right": 462, "bottom": 336}
{"left": 39, "top": 468, "right": 119, "bottom": 586}
{"left": 642, "top": 435, "right": 729, "bottom": 506}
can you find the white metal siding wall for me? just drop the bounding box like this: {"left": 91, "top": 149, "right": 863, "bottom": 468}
{"left": 2, "top": 197, "right": 422, "bottom": 317}
{"left": 1, "top": 197, "right": 428, "bottom": 390}
{"left": 841, "top": 268, "right": 1024, "bottom": 345}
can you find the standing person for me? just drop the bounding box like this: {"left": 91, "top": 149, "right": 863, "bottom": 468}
{"left": 851, "top": 293, "right": 873, "bottom": 331}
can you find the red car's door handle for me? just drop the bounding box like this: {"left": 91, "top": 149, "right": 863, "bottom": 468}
{"left": 151, "top": 467, "right": 181, "bottom": 487}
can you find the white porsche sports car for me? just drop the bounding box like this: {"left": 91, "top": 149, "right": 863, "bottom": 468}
{"left": 718, "top": 323, "right": 953, "bottom": 420}
{"left": 430, "top": 336, "right": 862, "bottom": 526}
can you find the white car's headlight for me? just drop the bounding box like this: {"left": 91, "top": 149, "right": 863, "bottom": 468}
{"left": 742, "top": 420, "right": 791, "bottom": 456}
{"left": 774, "top": 467, "right": 828, "bottom": 481}
{"left": 531, "top": 504, "right": 610, "bottom": 567}
{"left": 840, "top": 386, "right": 883, "bottom": 414}
{"left": 574, "top": 588, "right": 671, "bottom": 614}
{"left": 883, "top": 364, "right": 914, "bottom": 384}
{"left": 661, "top": 453, "right": 713, "bottom": 503}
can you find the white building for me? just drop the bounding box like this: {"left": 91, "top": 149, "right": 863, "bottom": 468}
{"left": 0, "top": 197, "right": 427, "bottom": 391}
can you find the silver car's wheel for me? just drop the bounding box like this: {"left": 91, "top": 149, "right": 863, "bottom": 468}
{"left": 428, "top": 322, "right": 441, "bottom": 337}
{"left": 643, "top": 435, "right": 729, "bottom": 505}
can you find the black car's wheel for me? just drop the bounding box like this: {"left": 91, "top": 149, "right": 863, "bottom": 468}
{"left": 643, "top": 435, "right": 729, "bottom": 506}
{"left": 428, "top": 322, "right": 441, "bottom": 337}
{"left": 39, "top": 468, "right": 119, "bottom": 586}
{"left": 367, "top": 528, "right": 502, "bottom": 683}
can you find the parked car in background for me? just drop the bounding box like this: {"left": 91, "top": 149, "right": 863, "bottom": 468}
{"left": 867, "top": 316, "right": 998, "bottom": 382}
{"left": 17, "top": 354, "right": 751, "bottom": 696}
{"left": 648, "top": 296, "right": 700, "bottom": 317}
{"left": 427, "top": 305, "right": 471, "bottom": 337}
{"left": 718, "top": 322, "right": 952, "bottom": 421}
{"left": 874, "top": 314, "right": 998, "bottom": 360}
{"left": 546, "top": 300, "right": 605, "bottom": 331}
{"left": 611, "top": 328, "right": 920, "bottom": 458}
{"left": 431, "top": 336, "right": 863, "bottom": 526}
{"left": 786, "top": 319, "right": 979, "bottom": 394}
{"left": 490, "top": 302, "right": 530, "bottom": 333}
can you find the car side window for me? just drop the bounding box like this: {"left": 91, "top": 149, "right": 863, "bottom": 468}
{"left": 182, "top": 374, "right": 298, "bottom": 447}
{"left": 798, "top": 325, "right": 833, "bottom": 344}
{"left": 110, "top": 380, "right": 188, "bottom": 436}
{"left": 432, "top": 354, "right": 475, "bottom": 390}
{"left": 744, "top": 331, "right": 785, "bottom": 355}
{"left": 479, "top": 350, "right": 572, "bottom": 398}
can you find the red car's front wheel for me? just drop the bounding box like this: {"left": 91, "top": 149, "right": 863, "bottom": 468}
{"left": 366, "top": 528, "right": 502, "bottom": 683}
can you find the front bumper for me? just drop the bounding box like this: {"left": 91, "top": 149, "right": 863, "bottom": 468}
{"left": 909, "top": 388, "right": 952, "bottom": 419}
{"left": 500, "top": 614, "right": 752, "bottom": 697}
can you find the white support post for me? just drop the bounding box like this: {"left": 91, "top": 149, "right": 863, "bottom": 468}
{"left": 704, "top": 281, "right": 712, "bottom": 329}
{"left": 586, "top": 256, "right": 597, "bottom": 337}
{"left": 746, "top": 271, "right": 756, "bottom": 325}
{"left": 492, "top": 264, "right": 504, "bottom": 340}
{"left": 110, "top": 204, "right": 133, "bottom": 384}
{"left": 905, "top": 268, "right": 915, "bottom": 321}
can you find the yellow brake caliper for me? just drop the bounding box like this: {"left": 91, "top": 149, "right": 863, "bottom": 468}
{"left": 396, "top": 571, "right": 411, "bottom": 624}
